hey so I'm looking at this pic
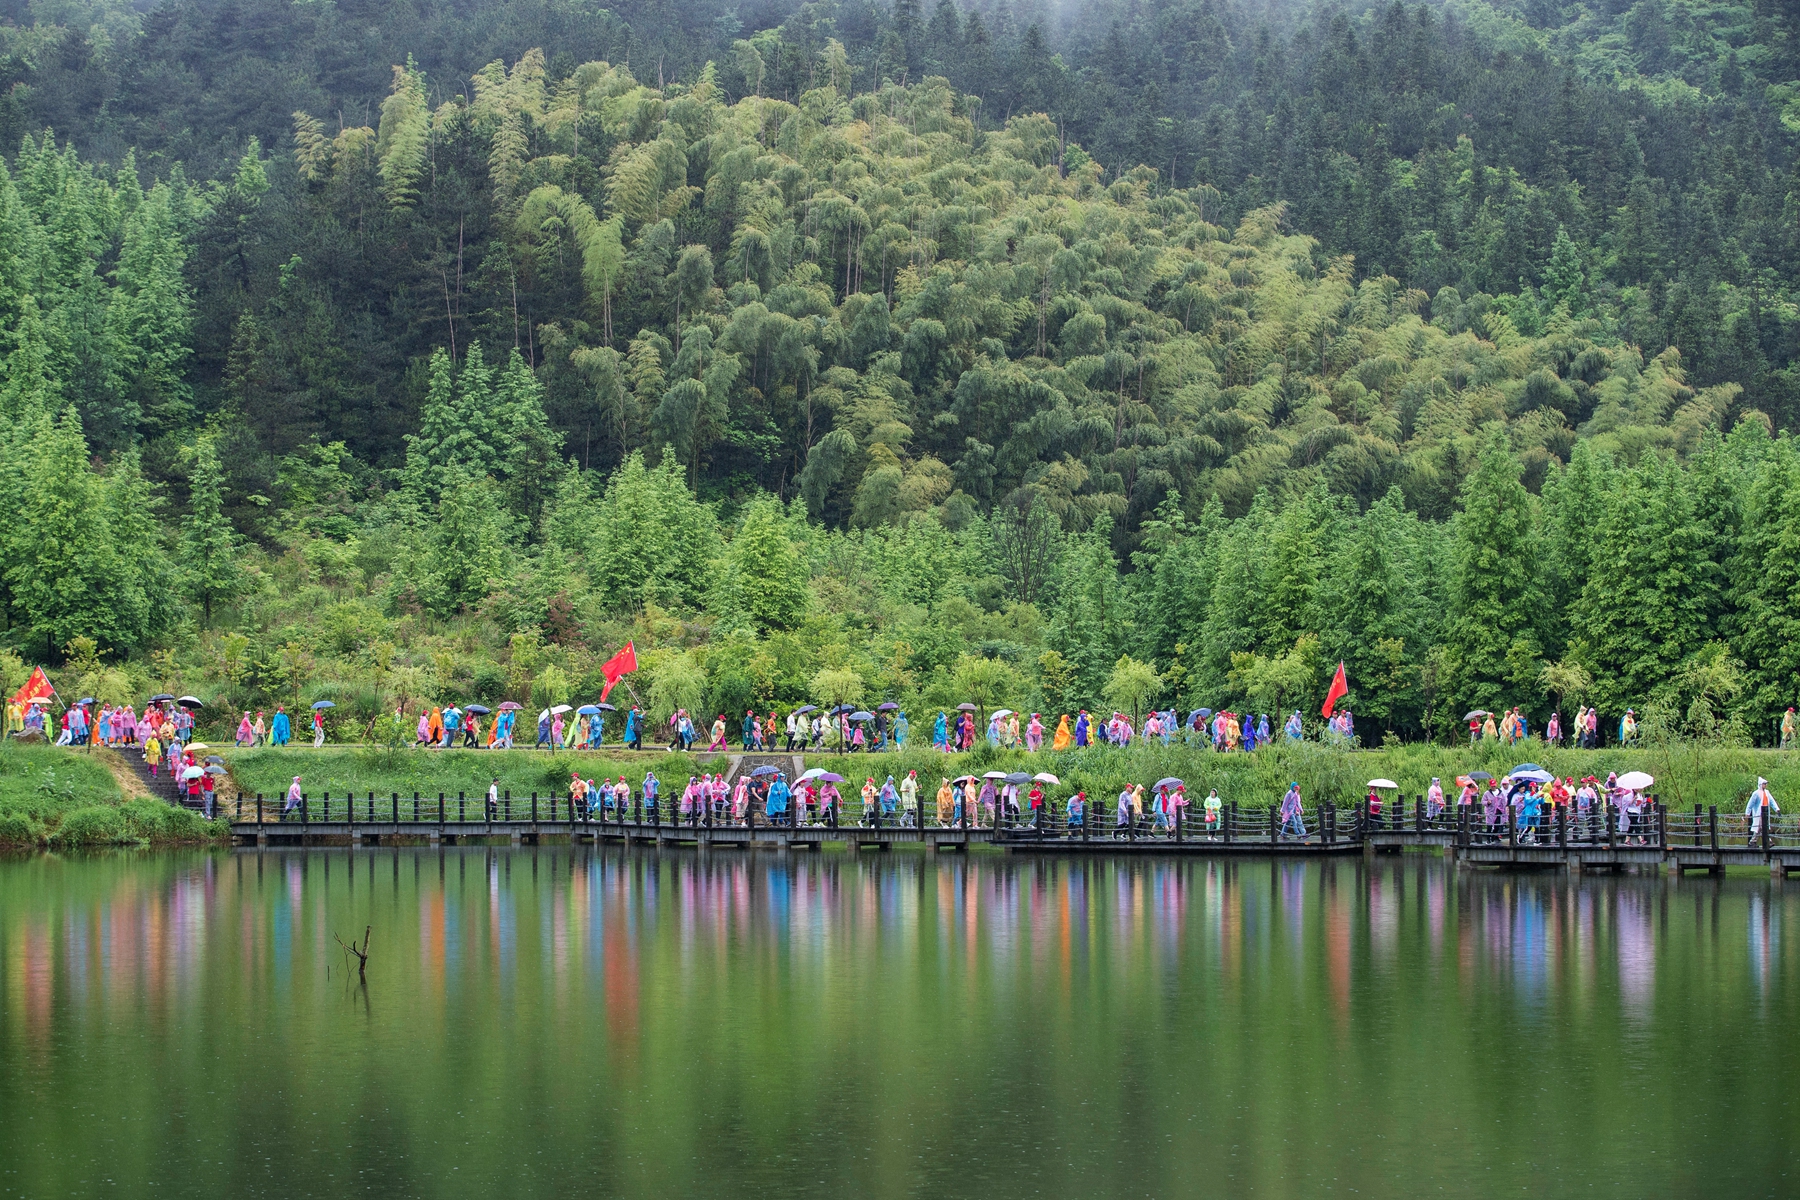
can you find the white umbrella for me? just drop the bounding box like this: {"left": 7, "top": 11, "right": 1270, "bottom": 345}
{"left": 1367, "top": 778, "right": 1399, "bottom": 789}
{"left": 1033, "top": 772, "right": 1061, "bottom": 785}
{"left": 983, "top": 770, "right": 1008, "bottom": 780}
{"left": 538, "top": 709, "right": 550, "bottom": 723}
{"left": 180, "top": 766, "right": 204, "bottom": 780}
{"left": 550, "top": 704, "right": 572, "bottom": 715}
{"left": 797, "top": 767, "right": 826, "bottom": 782}
{"left": 1616, "top": 770, "right": 1654, "bottom": 790}
{"left": 990, "top": 709, "right": 1014, "bottom": 720}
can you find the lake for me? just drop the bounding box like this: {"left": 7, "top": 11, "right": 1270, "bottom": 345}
{"left": 1, "top": 847, "right": 1795, "bottom": 1198}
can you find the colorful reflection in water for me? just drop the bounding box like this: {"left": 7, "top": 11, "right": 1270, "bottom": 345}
{"left": 1, "top": 848, "right": 1795, "bottom": 1197}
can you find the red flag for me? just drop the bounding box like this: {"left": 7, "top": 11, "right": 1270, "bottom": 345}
{"left": 1321, "top": 661, "right": 1348, "bottom": 718}
{"left": 9, "top": 667, "right": 55, "bottom": 708}
{"left": 599, "top": 642, "right": 638, "bottom": 702}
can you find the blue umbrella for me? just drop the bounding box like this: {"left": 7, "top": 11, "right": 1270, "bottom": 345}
{"left": 849, "top": 711, "right": 874, "bottom": 721}
{"left": 877, "top": 701, "right": 900, "bottom": 711}
{"left": 750, "top": 765, "right": 780, "bottom": 777}
{"left": 310, "top": 700, "right": 335, "bottom": 710}
{"left": 465, "top": 704, "right": 491, "bottom": 715}
{"left": 792, "top": 704, "right": 818, "bottom": 715}
{"left": 577, "top": 705, "right": 601, "bottom": 715}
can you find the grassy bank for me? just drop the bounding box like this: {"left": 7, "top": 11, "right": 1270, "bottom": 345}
{"left": 0, "top": 743, "right": 223, "bottom": 847}
{"left": 218, "top": 738, "right": 1792, "bottom": 812}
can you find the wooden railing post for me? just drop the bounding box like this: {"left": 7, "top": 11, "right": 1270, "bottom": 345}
{"left": 1710, "top": 805, "right": 1718, "bottom": 853}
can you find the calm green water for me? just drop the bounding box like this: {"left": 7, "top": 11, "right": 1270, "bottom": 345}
{"left": 1, "top": 847, "right": 1796, "bottom": 1198}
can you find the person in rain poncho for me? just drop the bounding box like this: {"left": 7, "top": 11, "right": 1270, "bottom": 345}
{"left": 978, "top": 778, "right": 998, "bottom": 828}
{"left": 1747, "top": 778, "right": 1778, "bottom": 845}
{"left": 1279, "top": 783, "right": 1306, "bottom": 840}
{"left": 641, "top": 771, "right": 659, "bottom": 821}
{"left": 900, "top": 771, "right": 918, "bottom": 820}
{"left": 936, "top": 778, "right": 953, "bottom": 825}
{"left": 820, "top": 779, "right": 842, "bottom": 827}
{"left": 1074, "top": 711, "right": 1090, "bottom": 748}
{"left": 860, "top": 778, "right": 878, "bottom": 825}
{"left": 1784, "top": 709, "right": 1798, "bottom": 751}
{"left": 1618, "top": 709, "right": 1638, "bottom": 745}
{"left": 1285, "top": 711, "right": 1304, "bottom": 741}
{"left": 1066, "top": 791, "right": 1085, "bottom": 831}
{"left": 1204, "top": 789, "right": 1223, "bottom": 839}
{"left": 879, "top": 775, "right": 900, "bottom": 820}
{"left": 1052, "top": 715, "right": 1072, "bottom": 751}
{"left": 933, "top": 712, "right": 948, "bottom": 751}
{"left": 766, "top": 773, "right": 791, "bottom": 826}
{"left": 1026, "top": 714, "right": 1044, "bottom": 751}
{"left": 284, "top": 776, "right": 303, "bottom": 814}
{"left": 894, "top": 711, "right": 909, "bottom": 748}
{"left": 1426, "top": 777, "right": 1445, "bottom": 819}
{"left": 1114, "top": 786, "right": 1133, "bottom": 838}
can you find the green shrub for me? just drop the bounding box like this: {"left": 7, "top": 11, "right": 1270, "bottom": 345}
{"left": 53, "top": 805, "right": 128, "bottom": 846}
{"left": 0, "top": 809, "right": 43, "bottom": 846}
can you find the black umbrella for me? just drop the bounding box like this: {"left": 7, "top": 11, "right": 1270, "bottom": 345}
{"left": 1467, "top": 771, "right": 1493, "bottom": 782}
{"left": 1003, "top": 772, "right": 1031, "bottom": 785}
{"left": 148, "top": 693, "right": 174, "bottom": 703}
{"left": 877, "top": 701, "right": 900, "bottom": 711}
{"left": 464, "top": 704, "right": 491, "bottom": 715}
{"left": 595, "top": 703, "right": 616, "bottom": 712}
{"left": 792, "top": 704, "right": 817, "bottom": 715}
{"left": 177, "top": 696, "right": 204, "bottom": 708}
{"left": 204, "top": 755, "right": 224, "bottom": 764}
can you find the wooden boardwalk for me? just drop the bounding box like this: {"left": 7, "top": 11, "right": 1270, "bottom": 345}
{"left": 218, "top": 790, "right": 1800, "bottom": 874}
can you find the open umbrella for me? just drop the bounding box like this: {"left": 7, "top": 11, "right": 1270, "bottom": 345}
{"left": 797, "top": 767, "right": 827, "bottom": 782}
{"left": 849, "top": 711, "right": 874, "bottom": 722}
{"left": 983, "top": 770, "right": 1008, "bottom": 780}
{"left": 204, "top": 765, "right": 228, "bottom": 776}
{"left": 576, "top": 705, "right": 601, "bottom": 715}
{"left": 148, "top": 693, "right": 174, "bottom": 702}
{"left": 465, "top": 704, "right": 491, "bottom": 715}
{"left": 991, "top": 709, "right": 1014, "bottom": 721}
{"left": 1003, "top": 772, "right": 1032, "bottom": 785}
{"left": 792, "top": 705, "right": 817, "bottom": 716}
{"left": 1032, "top": 772, "right": 1061, "bottom": 785}
{"left": 1509, "top": 763, "right": 1544, "bottom": 775}
{"left": 1367, "top": 778, "right": 1400, "bottom": 789}
{"left": 204, "top": 755, "right": 224, "bottom": 764}
{"left": 1197, "top": 708, "right": 1214, "bottom": 719}
{"left": 498, "top": 701, "right": 522, "bottom": 711}
{"left": 550, "top": 704, "right": 572, "bottom": 715}
{"left": 832, "top": 704, "right": 859, "bottom": 715}
{"left": 1154, "top": 777, "right": 1185, "bottom": 791}
{"left": 816, "top": 773, "right": 845, "bottom": 783}
{"left": 1466, "top": 771, "right": 1493, "bottom": 782}
{"left": 538, "top": 709, "right": 550, "bottom": 723}
{"left": 310, "top": 699, "right": 335, "bottom": 710}
{"left": 180, "top": 766, "right": 204, "bottom": 780}
{"left": 594, "top": 703, "right": 616, "bottom": 712}
{"left": 952, "top": 775, "right": 979, "bottom": 784}
{"left": 956, "top": 702, "right": 978, "bottom": 712}
{"left": 184, "top": 742, "right": 208, "bottom": 751}
{"left": 1509, "top": 769, "right": 1554, "bottom": 784}
{"left": 1616, "top": 770, "right": 1654, "bottom": 790}
{"left": 76, "top": 697, "right": 94, "bottom": 705}
{"left": 1464, "top": 710, "right": 1491, "bottom": 720}
{"left": 877, "top": 701, "right": 900, "bottom": 711}
{"left": 177, "top": 696, "right": 204, "bottom": 708}
{"left": 750, "top": 765, "right": 780, "bottom": 777}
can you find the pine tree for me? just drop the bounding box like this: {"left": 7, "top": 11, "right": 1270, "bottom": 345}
{"left": 180, "top": 431, "right": 244, "bottom": 626}
{"left": 1443, "top": 433, "right": 1544, "bottom": 720}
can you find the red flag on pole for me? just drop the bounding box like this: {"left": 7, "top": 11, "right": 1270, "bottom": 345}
{"left": 599, "top": 642, "right": 638, "bottom": 702}
{"left": 1321, "top": 661, "right": 1348, "bottom": 718}
{"left": 9, "top": 667, "right": 55, "bottom": 708}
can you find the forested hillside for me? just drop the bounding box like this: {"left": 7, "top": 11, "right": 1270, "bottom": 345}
{"left": 0, "top": 0, "right": 1797, "bottom": 741}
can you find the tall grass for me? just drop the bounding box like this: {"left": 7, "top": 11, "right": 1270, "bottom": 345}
{"left": 0, "top": 742, "right": 220, "bottom": 846}
{"left": 211, "top": 736, "right": 1797, "bottom": 812}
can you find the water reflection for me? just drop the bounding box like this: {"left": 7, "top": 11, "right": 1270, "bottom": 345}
{"left": 1, "top": 848, "right": 1797, "bottom": 1198}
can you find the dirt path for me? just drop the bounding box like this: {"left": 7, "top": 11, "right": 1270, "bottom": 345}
{"left": 94, "top": 748, "right": 153, "bottom": 800}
